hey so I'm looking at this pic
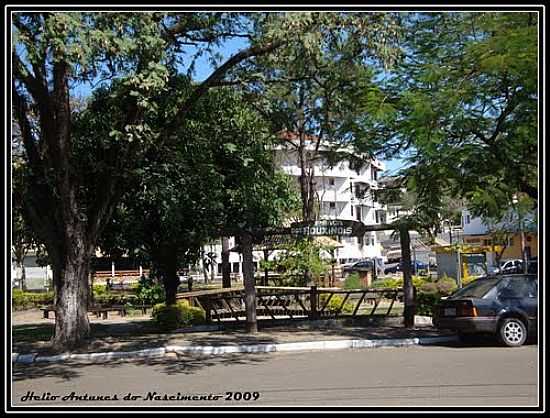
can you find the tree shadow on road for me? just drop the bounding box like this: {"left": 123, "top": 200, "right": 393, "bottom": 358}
{"left": 13, "top": 362, "right": 81, "bottom": 382}
{"left": 13, "top": 351, "right": 274, "bottom": 382}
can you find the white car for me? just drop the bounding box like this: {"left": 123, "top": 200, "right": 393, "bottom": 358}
{"left": 490, "top": 259, "right": 524, "bottom": 274}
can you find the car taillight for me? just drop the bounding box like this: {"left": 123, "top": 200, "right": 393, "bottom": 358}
{"left": 457, "top": 301, "right": 477, "bottom": 317}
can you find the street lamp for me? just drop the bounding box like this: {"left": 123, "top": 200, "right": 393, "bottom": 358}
{"left": 512, "top": 195, "right": 528, "bottom": 274}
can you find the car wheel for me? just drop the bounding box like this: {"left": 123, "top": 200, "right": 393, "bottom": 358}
{"left": 499, "top": 318, "right": 527, "bottom": 347}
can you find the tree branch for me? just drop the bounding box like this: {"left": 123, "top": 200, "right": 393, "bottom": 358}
{"left": 171, "top": 40, "right": 285, "bottom": 127}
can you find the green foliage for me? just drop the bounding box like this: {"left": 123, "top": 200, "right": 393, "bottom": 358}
{"left": 416, "top": 292, "right": 441, "bottom": 316}
{"left": 151, "top": 300, "right": 206, "bottom": 331}
{"left": 419, "top": 282, "right": 438, "bottom": 295}
{"left": 92, "top": 284, "right": 109, "bottom": 297}
{"left": 384, "top": 12, "right": 538, "bottom": 223}
{"left": 343, "top": 273, "right": 363, "bottom": 289}
{"left": 372, "top": 277, "right": 402, "bottom": 289}
{"left": 435, "top": 276, "right": 458, "bottom": 296}
{"left": 319, "top": 294, "right": 354, "bottom": 314}
{"left": 134, "top": 275, "right": 165, "bottom": 305}
{"left": 372, "top": 275, "right": 431, "bottom": 290}
{"left": 12, "top": 290, "right": 54, "bottom": 310}
{"left": 263, "top": 238, "right": 331, "bottom": 286}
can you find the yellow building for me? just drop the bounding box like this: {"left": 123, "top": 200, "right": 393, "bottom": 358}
{"left": 462, "top": 232, "right": 538, "bottom": 261}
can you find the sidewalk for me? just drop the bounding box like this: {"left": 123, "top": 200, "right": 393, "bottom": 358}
{"left": 12, "top": 315, "right": 459, "bottom": 364}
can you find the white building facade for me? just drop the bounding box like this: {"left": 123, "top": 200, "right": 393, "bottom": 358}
{"left": 273, "top": 141, "right": 386, "bottom": 264}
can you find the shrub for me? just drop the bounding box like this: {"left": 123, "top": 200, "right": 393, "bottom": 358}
{"left": 373, "top": 278, "right": 402, "bottom": 289}
{"left": 151, "top": 301, "right": 205, "bottom": 330}
{"left": 343, "top": 273, "right": 363, "bottom": 289}
{"left": 135, "top": 276, "right": 165, "bottom": 305}
{"left": 416, "top": 292, "right": 441, "bottom": 316}
{"left": 436, "top": 277, "right": 458, "bottom": 296}
{"left": 419, "top": 282, "right": 438, "bottom": 295}
{"left": 92, "top": 284, "right": 109, "bottom": 297}
{"left": 12, "top": 290, "right": 54, "bottom": 310}
{"left": 412, "top": 275, "right": 432, "bottom": 289}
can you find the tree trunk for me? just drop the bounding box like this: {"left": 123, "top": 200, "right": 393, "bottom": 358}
{"left": 209, "top": 245, "right": 216, "bottom": 283}
{"left": 399, "top": 225, "right": 415, "bottom": 328}
{"left": 51, "top": 245, "right": 92, "bottom": 352}
{"left": 221, "top": 237, "right": 231, "bottom": 288}
{"left": 201, "top": 246, "right": 209, "bottom": 284}
{"left": 161, "top": 258, "right": 180, "bottom": 306}
{"left": 20, "top": 262, "right": 27, "bottom": 291}
{"left": 240, "top": 232, "right": 257, "bottom": 333}
{"left": 298, "top": 143, "right": 311, "bottom": 222}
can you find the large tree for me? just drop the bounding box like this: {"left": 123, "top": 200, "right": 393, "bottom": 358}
{"left": 377, "top": 12, "right": 538, "bottom": 220}
{"left": 11, "top": 12, "right": 293, "bottom": 351}
{"left": 96, "top": 81, "right": 299, "bottom": 315}
{"left": 233, "top": 13, "right": 403, "bottom": 222}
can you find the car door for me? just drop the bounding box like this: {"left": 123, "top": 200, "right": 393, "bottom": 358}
{"left": 497, "top": 276, "right": 536, "bottom": 320}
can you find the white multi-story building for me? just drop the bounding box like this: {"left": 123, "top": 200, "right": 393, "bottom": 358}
{"left": 273, "top": 136, "right": 386, "bottom": 264}
{"left": 206, "top": 134, "right": 387, "bottom": 279}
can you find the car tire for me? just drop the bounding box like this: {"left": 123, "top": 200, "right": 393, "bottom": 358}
{"left": 498, "top": 318, "right": 528, "bottom": 347}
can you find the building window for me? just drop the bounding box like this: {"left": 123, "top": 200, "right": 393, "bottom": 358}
{"left": 465, "top": 214, "right": 471, "bottom": 224}
{"left": 351, "top": 205, "right": 354, "bottom": 216}
{"left": 328, "top": 177, "right": 335, "bottom": 186}
{"left": 508, "top": 237, "right": 514, "bottom": 247}
{"left": 329, "top": 202, "right": 336, "bottom": 209}
{"left": 217, "top": 264, "right": 222, "bottom": 275}
{"left": 358, "top": 235, "right": 364, "bottom": 247}
{"left": 232, "top": 262, "right": 240, "bottom": 274}
{"left": 371, "top": 237, "right": 376, "bottom": 246}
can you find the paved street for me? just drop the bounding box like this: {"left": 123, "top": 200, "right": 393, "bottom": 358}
{"left": 12, "top": 342, "right": 538, "bottom": 407}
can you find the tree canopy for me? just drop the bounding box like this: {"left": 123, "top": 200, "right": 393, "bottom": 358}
{"left": 376, "top": 12, "right": 538, "bottom": 223}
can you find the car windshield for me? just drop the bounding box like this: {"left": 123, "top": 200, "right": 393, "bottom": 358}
{"left": 449, "top": 277, "right": 500, "bottom": 299}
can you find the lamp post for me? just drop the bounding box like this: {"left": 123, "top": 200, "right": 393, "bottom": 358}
{"left": 512, "top": 196, "right": 528, "bottom": 274}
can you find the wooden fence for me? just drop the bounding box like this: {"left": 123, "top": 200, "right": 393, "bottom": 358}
{"left": 176, "top": 286, "right": 405, "bottom": 323}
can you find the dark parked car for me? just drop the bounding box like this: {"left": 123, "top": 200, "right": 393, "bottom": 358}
{"left": 343, "top": 259, "right": 374, "bottom": 274}
{"left": 384, "top": 260, "right": 429, "bottom": 275}
{"left": 433, "top": 274, "right": 537, "bottom": 347}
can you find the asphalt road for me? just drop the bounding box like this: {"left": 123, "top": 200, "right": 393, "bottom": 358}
{"left": 11, "top": 342, "right": 539, "bottom": 408}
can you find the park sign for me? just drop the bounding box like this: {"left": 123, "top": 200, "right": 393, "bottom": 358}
{"left": 289, "top": 219, "right": 367, "bottom": 237}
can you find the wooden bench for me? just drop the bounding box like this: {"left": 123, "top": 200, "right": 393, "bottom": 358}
{"left": 40, "top": 305, "right": 128, "bottom": 320}
{"left": 89, "top": 305, "right": 127, "bottom": 319}
{"left": 127, "top": 304, "right": 153, "bottom": 315}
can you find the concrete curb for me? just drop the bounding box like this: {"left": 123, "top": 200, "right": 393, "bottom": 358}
{"left": 13, "top": 335, "right": 458, "bottom": 365}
